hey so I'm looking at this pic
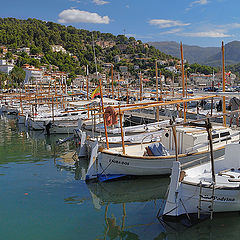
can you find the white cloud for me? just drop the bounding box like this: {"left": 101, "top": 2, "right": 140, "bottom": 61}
{"left": 58, "top": 9, "right": 110, "bottom": 24}
{"left": 149, "top": 19, "right": 190, "bottom": 28}
{"left": 69, "top": 0, "right": 81, "bottom": 3}
{"left": 93, "top": 0, "right": 109, "bottom": 5}
{"left": 125, "top": 33, "right": 154, "bottom": 40}
{"left": 159, "top": 28, "right": 183, "bottom": 35}
{"left": 191, "top": 0, "right": 208, "bottom": 5}
{"left": 181, "top": 30, "right": 232, "bottom": 37}
{"left": 187, "top": 0, "right": 208, "bottom": 10}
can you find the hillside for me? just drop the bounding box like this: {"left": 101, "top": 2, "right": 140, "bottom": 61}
{"left": 0, "top": 18, "right": 172, "bottom": 77}
{"left": 148, "top": 41, "right": 219, "bottom": 65}
{"left": 205, "top": 41, "right": 240, "bottom": 67}
{"left": 148, "top": 40, "right": 240, "bottom": 67}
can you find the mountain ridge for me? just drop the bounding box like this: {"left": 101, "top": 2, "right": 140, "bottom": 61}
{"left": 148, "top": 41, "right": 240, "bottom": 67}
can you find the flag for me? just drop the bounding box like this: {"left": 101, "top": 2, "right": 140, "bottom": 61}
{"left": 91, "top": 85, "right": 100, "bottom": 99}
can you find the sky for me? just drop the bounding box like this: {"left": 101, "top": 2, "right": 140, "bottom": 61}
{"left": 1, "top": 0, "right": 240, "bottom": 47}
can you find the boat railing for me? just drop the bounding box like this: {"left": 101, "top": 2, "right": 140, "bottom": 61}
{"left": 185, "top": 131, "right": 240, "bottom": 154}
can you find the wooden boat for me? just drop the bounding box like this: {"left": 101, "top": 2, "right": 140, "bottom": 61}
{"left": 86, "top": 125, "right": 239, "bottom": 181}
{"left": 163, "top": 143, "right": 240, "bottom": 219}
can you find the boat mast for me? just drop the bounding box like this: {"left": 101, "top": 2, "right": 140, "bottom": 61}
{"left": 222, "top": 41, "right": 226, "bottom": 127}
{"left": 180, "top": 42, "right": 186, "bottom": 122}
{"left": 111, "top": 64, "right": 114, "bottom": 99}
{"left": 140, "top": 71, "right": 143, "bottom": 101}
{"left": 99, "top": 78, "right": 109, "bottom": 149}
{"left": 155, "top": 60, "right": 159, "bottom": 121}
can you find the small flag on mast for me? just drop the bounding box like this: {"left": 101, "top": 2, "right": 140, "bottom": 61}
{"left": 91, "top": 85, "right": 100, "bottom": 99}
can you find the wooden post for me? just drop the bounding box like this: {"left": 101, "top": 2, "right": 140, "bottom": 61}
{"left": 107, "top": 76, "right": 109, "bottom": 97}
{"left": 118, "top": 76, "right": 120, "bottom": 100}
{"left": 99, "top": 78, "right": 109, "bottom": 149}
{"left": 170, "top": 119, "right": 178, "bottom": 161}
{"left": 20, "top": 90, "right": 23, "bottom": 114}
{"left": 211, "top": 97, "right": 213, "bottom": 116}
{"left": 52, "top": 96, "right": 54, "bottom": 123}
{"left": 155, "top": 60, "right": 159, "bottom": 121}
{"left": 126, "top": 82, "right": 129, "bottom": 104}
{"left": 119, "top": 104, "right": 125, "bottom": 155}
{"left": 180, "top": 42, "right": 186, "bottom": 122}
{"left": 180, "top": 42, "right": 185, "bottom": 97}
{"left": 160, "top": 71, "right": 163, "bottom": 100}
{"left": 222, "top": 41, "right": 226, "bottom": 127}
{"left": 86, "top": 75, "right": 89, "bottom": 100}
{"left": 111, "top": 64, "right": 114, "bottom": 99}
{"left": 206, "top": 118, "right": 215, "bottom": 183}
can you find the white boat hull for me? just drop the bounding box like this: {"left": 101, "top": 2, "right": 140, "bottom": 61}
{"left": 163, "top": 144, "right": 240, "bottom": 218}
{"left": 88, "top": 147, "right": 224, "bottom": 179}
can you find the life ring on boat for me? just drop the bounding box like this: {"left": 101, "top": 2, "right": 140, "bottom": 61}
{"left": 104, "top": 106, "right": 118, "bottom": 126}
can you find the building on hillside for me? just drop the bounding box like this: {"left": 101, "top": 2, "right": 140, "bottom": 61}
{"left": 17, "top": 47, "right": 30, "bottom": 55}
{"left": 51, "top": 45, "right": 67, "bottom": 54}
{"left": 0, "top": 59, "right": 14, "bottom": 74}
{"left": 95, "top": 40, "right": 116, "bottom": 49}
{"left": 29, "top": 54, "right": 43, "bottom": 60}
{"left": 164, "top": 66, "right": 178, "bottom": 73}
{"left": 23, "top": 64, "right": 43, "bottom": 84}
{"left": 0, "top": 46, "right": 8, "bottom": 55}
{"left": 119, "top": 66, "right": 128, "bottom": 73}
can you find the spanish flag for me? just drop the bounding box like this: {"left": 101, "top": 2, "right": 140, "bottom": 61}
{"left": 91, "top": 85, "right": 100, "bottom": 99}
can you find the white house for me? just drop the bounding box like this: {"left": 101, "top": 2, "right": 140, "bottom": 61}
{"left": 51, "top": 45, "right": 67, "bottom": 54}
{"left": 23, "top": 64, "right": 43, "bottom": 84}
{"left": 0, "top": 59, "right": 14, "bottom": 74}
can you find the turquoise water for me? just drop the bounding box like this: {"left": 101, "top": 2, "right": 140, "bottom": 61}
{"left": 1, "top": 114, "right": 240, "bottom": 240}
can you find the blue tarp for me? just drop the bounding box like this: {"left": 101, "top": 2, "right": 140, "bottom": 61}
{"left": 148, "top": 142, "right": 169, "bottom": 156}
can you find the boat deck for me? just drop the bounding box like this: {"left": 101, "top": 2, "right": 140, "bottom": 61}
{"left": 184, "top": 162, "right": 240, "bottom": 188}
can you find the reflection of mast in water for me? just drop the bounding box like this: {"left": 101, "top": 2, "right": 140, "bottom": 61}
{"left": 103, "top": 203, "right": 139, "bottom": 240}
{"left": 88, "top": 177, "right": 169, "bottom": 239}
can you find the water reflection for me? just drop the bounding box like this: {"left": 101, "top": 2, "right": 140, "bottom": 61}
{"left": 86, "top": 177, "right": 169, "bottom": 240}
{"left": 87, "top": 177, "right": 169, "bottom": 208}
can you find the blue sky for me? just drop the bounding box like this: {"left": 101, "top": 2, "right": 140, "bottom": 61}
{"left": 1, "top": 0, "right": 240, "bottom": 47}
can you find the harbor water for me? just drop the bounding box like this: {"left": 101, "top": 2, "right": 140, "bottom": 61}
{"left": 1, "top": 114, "right": 240, "bottom": 240}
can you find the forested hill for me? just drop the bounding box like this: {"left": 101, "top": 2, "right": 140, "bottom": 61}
{"left": 0, "top": 18, "right": 172, "bottom": 76}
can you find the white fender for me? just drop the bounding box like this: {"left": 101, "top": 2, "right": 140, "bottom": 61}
{"left": 85, "top": 140, "right": 99, "bottom": 181}
{"left": 78, "top": 131, "right": 87, "bottom": 158}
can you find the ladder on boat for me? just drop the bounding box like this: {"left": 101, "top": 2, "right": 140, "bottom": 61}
{"left": 197, "top": 181, "right": 215, "bottom": 220}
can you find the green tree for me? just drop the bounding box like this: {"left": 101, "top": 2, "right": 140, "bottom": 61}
{"left": 10, "top": 66, "right": 26, "bottom": 84}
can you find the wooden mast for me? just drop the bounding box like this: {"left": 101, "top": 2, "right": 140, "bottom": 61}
{"left": 155, "top": 60, "right": 159, "bottom": 121}
{"left": 118, "top": 74, "right": 120, "bottom": 100}
{"left": 180, "top": 42, "right": 186, "bottom": 122}
{"left": 111, "top": 64, "right": 114, "bottom": 99}
{"left": 99, "top": 78, "right": 109, "bottom": 149}
{"left": 140, "top": 71, "right": 143, "bottom": 101}
{"left": 119, "top": 103, "right": 125, "bottom": 155}
{"left": 86, "top": 65, "right": 89, "bottom": 100}
{"left": 222, "top": 41, "right": 226, "bottom": 127}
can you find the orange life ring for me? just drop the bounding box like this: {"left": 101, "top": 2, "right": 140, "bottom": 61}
{"left": 104, "top": 106, "right": 118, "bottom": 126}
